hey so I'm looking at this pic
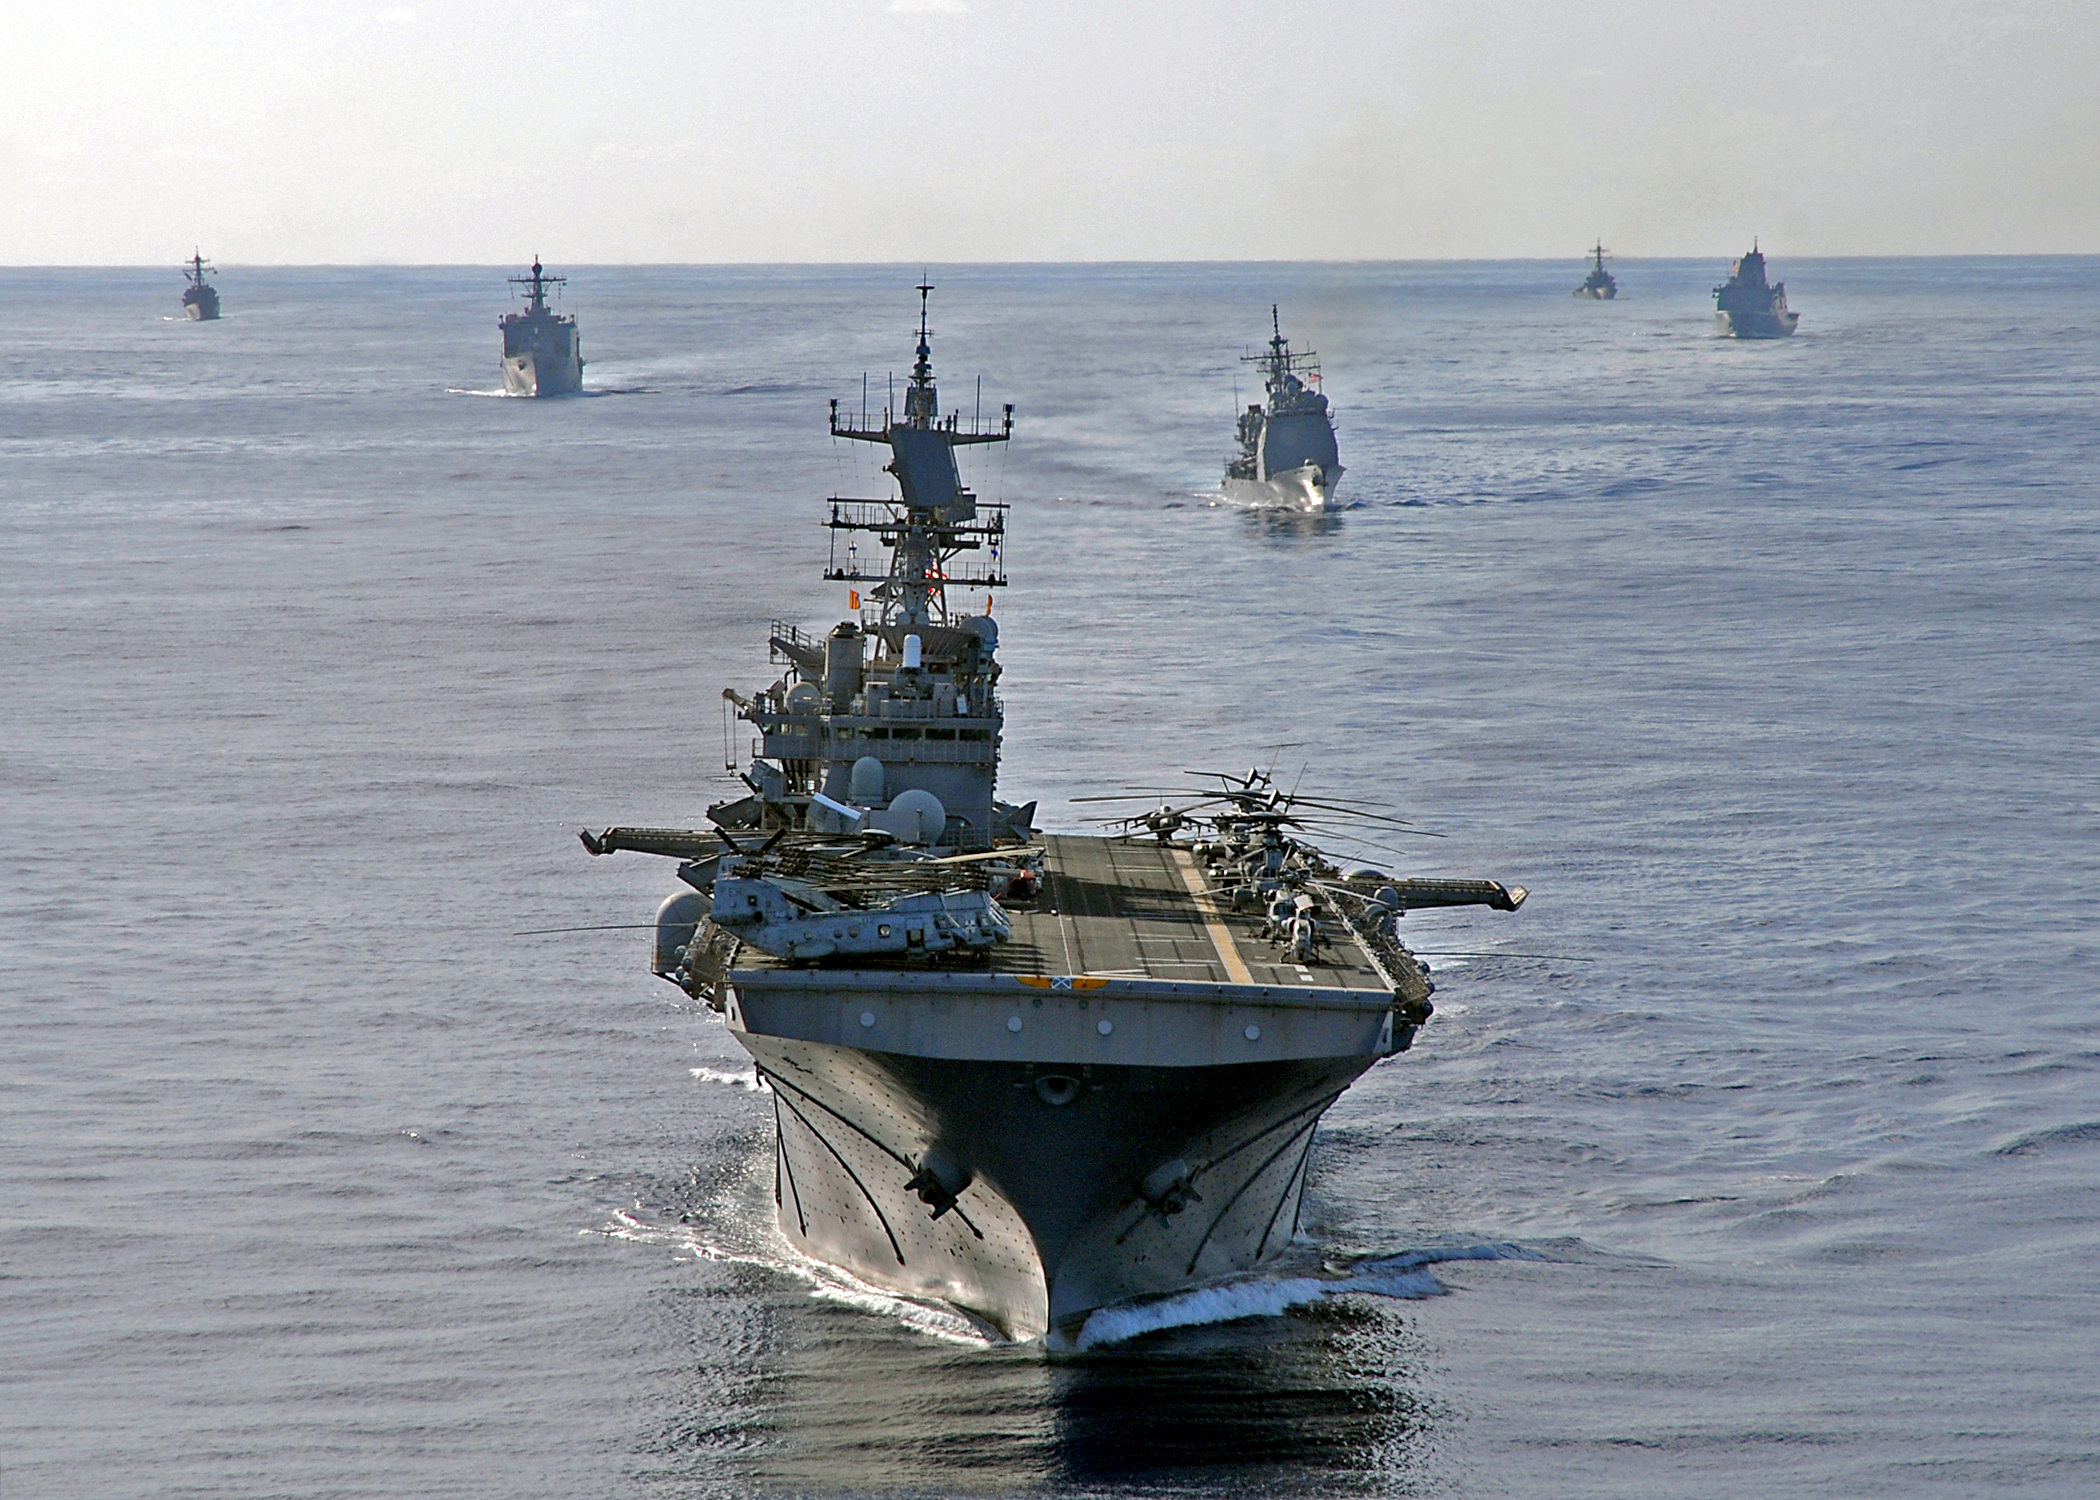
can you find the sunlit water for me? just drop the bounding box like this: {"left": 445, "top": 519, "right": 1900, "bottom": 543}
{"left": 3, "top": 261, "right": 2097, "bottom": 1497}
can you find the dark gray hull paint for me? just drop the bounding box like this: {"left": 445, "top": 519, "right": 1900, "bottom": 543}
{"left": 740, "top": 1029, "right": 1375, "bottom": 1340}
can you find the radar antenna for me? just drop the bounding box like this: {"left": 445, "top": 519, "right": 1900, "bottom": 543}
{"left": 508, "top": 257, "right": 565, "bottom": 316}
{"left": 825, "top": 285, "right": 1015, "bottom": 635}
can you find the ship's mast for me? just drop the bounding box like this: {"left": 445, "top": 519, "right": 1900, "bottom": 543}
{"left": 826, "top": 283, "right": 1013, "bottom": 640}
{"left": 1243, "top": 304, "right": 1320, "bottom": 405}
{"left": 509, "top": 257, "right": 563, "bottom": 317}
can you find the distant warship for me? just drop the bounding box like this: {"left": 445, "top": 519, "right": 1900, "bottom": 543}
{"left": 580, "top": 286, "right": 1527, "bottom": 1343}
{"left": 1714, "top": 242, "right": 1799, "bottom": 338}
{"left": 181, "top": 251, "right": 220, "bottom": 321}
{"left": 1575, "top": 242, "right": 1617, "bottom": 300}
{"left": 1223, "top": 307, "right": 1343, "bottom": 512}
{"left": 499, "top": 259, "right": 584, "bottom": 396}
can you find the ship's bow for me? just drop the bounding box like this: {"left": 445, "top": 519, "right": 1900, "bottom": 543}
{"left": 502, "top": 354, "right": 540, "bottom": 396}
{"left": 724, "top": 961, "right": 1401, "bottom": 1341}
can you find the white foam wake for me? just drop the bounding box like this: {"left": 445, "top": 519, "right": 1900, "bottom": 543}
{"left": 597, "top": 1206, "right": 1001, "bottom": 1347}
{"left": 689, "top": 1064, "right": 764, "bottom": 1091}
{"left": 1069, "top": 1241, "right": 1546, "bottom": 1351}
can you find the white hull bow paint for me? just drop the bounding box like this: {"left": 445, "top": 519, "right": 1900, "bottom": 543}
{"left": 1715, "top": 309, "right": 1800, "bottom": 339}
{"left": 1223, "top": 462, "right": 1341, "bottom": 513}
{"left": 501, "top": 350, "right": 585, "bottom": 397}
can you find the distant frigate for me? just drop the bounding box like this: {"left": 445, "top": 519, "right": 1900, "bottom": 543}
{"left": 1223, "top": 307, "right": 1344, "bottom": 512}
{"left": 1714, "top": 242, "right": 1799, "bottom": 338}
{"left": 580, "top": 285, "right": 1525, "bottom": 1343}
{"left": 1575, "top": 242, "right": 1617, "bottom": 300}
{"left": 181, "top": 251, "right": 220, "bottom": 321}
{"left": 499, "top": 259, "right": 584, "bottom": 396}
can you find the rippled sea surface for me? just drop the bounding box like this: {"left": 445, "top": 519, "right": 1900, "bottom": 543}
{"left": 4, "top": 261, "right": 2097, "bottom": 1498}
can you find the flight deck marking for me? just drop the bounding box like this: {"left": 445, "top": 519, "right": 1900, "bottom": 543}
{"left": 1057, "top": 914, "right": 1080, "bottom": 974}
{"left": 1171, "top": 848, "right": 1255, "bottom": 985}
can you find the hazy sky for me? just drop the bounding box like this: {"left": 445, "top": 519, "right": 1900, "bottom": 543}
{"left": 5, "top": 0, "right": 2096, "bottom": 263}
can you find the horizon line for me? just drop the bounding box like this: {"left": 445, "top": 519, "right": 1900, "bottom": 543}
{"left": 8, "top": 252, "right": 2098, "bottom": 271}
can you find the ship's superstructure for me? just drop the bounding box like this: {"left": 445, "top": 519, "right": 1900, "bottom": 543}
{"left": 1575, "top": 242, "right": 1617, "bottom": 300}
{"left": 1223, "top": 307, "right": 1343, "bottom": 512}
{"left": 499, "top": 259, "right": 584, "bottom": 396}
{"left": 580, "top": 289, "right": 1525, "bottom": 1343}
{"left": 1714, "top": 242, "right": 1799, "bottom": 338}
{"left": 181, "top": 251, "right": 220, "bottom": 321}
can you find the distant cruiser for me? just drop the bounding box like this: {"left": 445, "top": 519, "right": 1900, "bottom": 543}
{"left": 499, "top": 260, "right": 584, "bottom": 396}
{"left": 1575, "top": 242, "right": 1616, "bottom": 300}
{"left": 181, "top": 251, "right": 220, "bottom": 321}
{"left": 1224, "top": 307, "right": 1343, "bottom": 512}
{"left": 1713, "top": 243, "right": 1799, "bottom": 339}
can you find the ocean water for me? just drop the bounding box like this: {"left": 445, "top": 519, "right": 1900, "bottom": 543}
{"left": 3, "top": 259, "right": 2097, "bottom": 1498}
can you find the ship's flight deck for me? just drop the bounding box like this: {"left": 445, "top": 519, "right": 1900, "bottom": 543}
{"left": 990, "top": 834, "right": 1390, "bottom": 992}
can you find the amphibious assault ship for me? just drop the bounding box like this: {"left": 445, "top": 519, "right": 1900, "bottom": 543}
{"left": 1223, "top": 307, "right": 1343, "bottom": 512}
{"left": 1714, "top": 242, "right": 1799, "bottom": 338}
{"left": 499, "top": 259, "right": 584, "bottom": 396}
{"left": 1575, "top": 242, "right": 1617, "bottom": 300}
{"left": 580, "top": 287, "right": 1525, "bottom": 1342}
{"left": 181, "top": 251, "right": 220, "bottom": 321}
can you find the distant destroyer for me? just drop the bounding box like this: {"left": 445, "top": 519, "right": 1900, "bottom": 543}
{"left": 499, "top": 259, "right": 584, "bottom": 396}
{"left": 181, "top": 251, "right": 220, "bottom": 321}
{"left": 1575, "top": 242, "right": 1617, "bottom": 300}
{"left": 1224, "top": 307, "right": 1343, "bottom": 512}
{"left": 580, "top": 286, "right": 1527, "bottom": 1343}
{"left": 1713, "top": 242, "right": 1799, "bottom": 338}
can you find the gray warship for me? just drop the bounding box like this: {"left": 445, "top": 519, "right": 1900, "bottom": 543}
{"left": 181, "top": 251, "right": 220, "bottom": 321}
{"left": 1575, "top": 241, "right": 1617, "bottom": 300}
{"left": 1223, "top": 307, "right": 1344, "bottom": 512}
{"left": 499, "top": 259, "right": 584, "bottom": 396}
{"left": 1713, "top": 242, "right": 1799, "bottom": 338}
{"left": 580, "top": 287, "right": 1525, "bottom": 1343}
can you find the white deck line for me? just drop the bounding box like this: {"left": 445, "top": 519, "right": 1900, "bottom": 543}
{"left": 1170, "top": 847, "right": 1255, "bottom": 986}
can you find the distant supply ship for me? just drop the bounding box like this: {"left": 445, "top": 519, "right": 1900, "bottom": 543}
{"left": 499, "top": 259, "right": 584, "bottom": 396}
{"left": 181, "top": 252, "right": 220, "bottom": 321}
{"left": 1575, "top": 242, "right": 1617, "bottom": 300}
{"left": 1713, "top": 242, "right": 1799, "bottom": 338}
{"left": 1223, "top": 307, "right": 1344, "bottom": 512}
{"left": 579, "top": 286, "right": 1527, "bottom": 1343}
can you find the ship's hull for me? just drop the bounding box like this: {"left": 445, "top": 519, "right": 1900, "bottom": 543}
{"left": 721, "top": 968, "right": 1402, "bottom": 1341}
{"left": 502, "top": 350, "right": 584, "bottom": 397}
{"left": 1575, "top": 285, "right": 1616, "bottom": 300}
{"left": 1716, "top": 309, "right": 1798, "bottom": 339}
{"left": 182, "top": 294, "right": 219, "bottom": 322}
{"left": 1222, "top": 462, "right": 1341, "bottom": 513}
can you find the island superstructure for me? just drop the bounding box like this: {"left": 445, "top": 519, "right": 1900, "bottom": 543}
{"left": 1713, "top": 242, "right": 1799, "bottom": 338}
{"left": 181, "top": 251, "right": 220, "bottom": 321}
{"left": 1575, "top": 242, "right": 1617, "bottom": 300}
{"left": 1223, "top": 307, "right": 1344, "bottom": 512}
{"left": 499, "top": 259, "right": 584, "bottom": 396}
{"left": 580, "top": 286, "right": 1525, "bottom": 1342}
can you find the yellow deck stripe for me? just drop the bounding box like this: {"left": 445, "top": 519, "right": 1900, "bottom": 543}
{"left": 1171, "top": 848, "right": 1255, "bottom": 986}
